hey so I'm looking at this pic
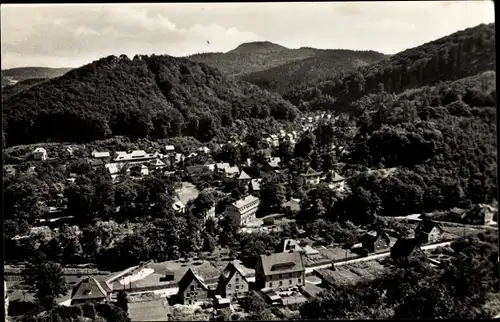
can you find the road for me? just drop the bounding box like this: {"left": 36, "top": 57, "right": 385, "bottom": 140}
{"left": 391, "top": 214, "right": 498, "bottom": 231}
{"left": 305, "top": 241, "right": 453, "bottom": 274}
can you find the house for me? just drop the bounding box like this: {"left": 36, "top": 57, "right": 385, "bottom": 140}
{"left": 92, "top": 151, "right": 111, "bottom": 159}
{"left": 415, "top": 220, "right": 443, "bottom": 244}
{"left": 264, "top": 157, "right": 281, "bottom": 171}
{"left": 300, "top": 168, "right": 322, "bottom": 185}
{"left": 33, "top": 147, "right": 47, "bottom": 161}
{"left": 177, "top": 268, "right": 210, "bottom": 305}
{"left": 270, "top": 135, "right": 280, "bottom": 147}
{"left": 216, "top": 163, "right": 239, "bottom": 178}
{"left": 64, "top": 146, "right": 74, "bottom": 157}
{"left": 327, "top": 171, "right": 346, "bottom": 191}
{"left": 255, "top": 251, "right": 305, "bottom": 291}
{"left": 198, "top": 146, "right": 211, "bottom": 154}
{"left": 216, "top": 261, "right": 251, "bottom": 300}
{"left": 225, "top": 195, "right": 260, "bottom": 227}
{"left": 249, "top": 179, "right": 263, "bottom": 194}
{"left": 4, "top": 165, "right": 16, "bottom": 177}
{"left": 140, "top": 165, "right": 149, "bottom": 176}
{"left": 391, "top": 238, "right": 424, "bottom": 259}
{"left": 461, "top": 204, "right": 498, "bottom": 225}
{"left": 237, "top": 170, "right": 252, "bottom": 183}
{"left": 70, "top": 277, "right": 112, "bottom": 306}
{"left": 153, "top": 158, "right": 166, "bottom": 169}
{"left": 175, "top": 153, "right": 185, "bottom": 164}
{"left": 279, "top": 239, "right": 303, "bottom": 253}
{"left": 173, "top": 200, "right": 186, "bottom": 213}
{"left": 361, "top": 231, "right": 391, "bottom": 253}
{"left": 165, "top": 145, "right": 176, "bottom": 154}
{"left": 114, "top": 150, "right": 157, "bottom": 165}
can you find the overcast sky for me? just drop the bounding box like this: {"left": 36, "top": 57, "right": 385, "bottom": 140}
{"left": 1, "top": 1, "right": 495, "bottom": 69}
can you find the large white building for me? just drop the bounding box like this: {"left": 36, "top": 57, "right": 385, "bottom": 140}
{"left": 225, "top": 195, "right": 260, "bottom": 227}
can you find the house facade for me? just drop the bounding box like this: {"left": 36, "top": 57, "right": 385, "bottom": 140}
{"left": 328, "top": 171, "right": 346, "bottom": 192}
{"left": 361, "top": 231, "right": 391, "bottom": 253}
{"left": 300, "top": 168, "right": 322, "bottom": 185}
{"left": 415, "top": 221, "right": 443, "bottom": 244}
{"left": 255, "top": 251, "right": 305, "bottom": 291}
{"left": 177, "top": 268, "right": 210, "bottom": 305}
{"left": 33, "top": 147, "right": 48, "bottom": 161}
{"left": 225, "top": 195, "right": 260, "bottom": 227}
{"left": 216, "top": 262, "right": 251, "bottom": 300}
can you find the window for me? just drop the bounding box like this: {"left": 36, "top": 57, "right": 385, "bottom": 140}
{"left": 236, "top": 285, "right": 239, "bottom": 290}
{"left": 228, "top": 284, "right": 231, "bottom": 288}
{"left": 190, "top": 285, "right": 194, "bottom": 291}
{"left": 298, "top": 278, "right": 302, "bottom": 283}
{"left": 279, "top": 274, "right": 282, "bottom": 279}
{"left": 195, "top": 292, "right": 198, "bottom": 296}
{"left": 235, "top": 277, "right": 239, "bottom": 282}
{"left": 289, "top": 280, "right": 292, "bottom": 285}
{"left": 279, "top": 281, "right": 283, "bottom": 286}
{"left": 269, "top": 282, "right": 272, "bottom": 287}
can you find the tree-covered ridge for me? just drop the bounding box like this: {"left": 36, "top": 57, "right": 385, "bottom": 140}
{"left": 2, "top": 54, "right": 299, "bottom": 147}
{"left": 285, "top": 23, "right": 495, "bottom": 113}
{"left": 241, "top": 49, "right": 386, "bottom": 94}
{"left": 187, "top": 46, "right": 319, "bottom": 77}
{"left": 337, "top": 71, "right": 496, "bottom": 220}
{"left": 2, "top": 78, "right": 50, "bottom": 99}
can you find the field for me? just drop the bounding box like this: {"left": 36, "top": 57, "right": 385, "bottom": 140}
{"left": 316, "top": 259, "right": 387, "bottom": 286}
{"left": 128, "top": 294, "right": 171, "bottom": 322}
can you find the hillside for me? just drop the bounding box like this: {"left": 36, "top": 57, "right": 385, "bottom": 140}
{"left": 285, "top": 23, "right": 496, "bottom": 114}
{"left": 1, "top": 67, "right": 72, "bottom": 82}
{"left": 241, "top": 49, "right": 386, "bottom": 94}
{"left": 2, "top": 54, "right": 299, "bottom": 147}
{"left": 2, "top": 77, "right": 50, "bottom": 98}
{"left": 340, "top": 71, "right": 496, "bottom": 220}
{"left": 187, "top": 43, "right": 318, "bottom": 77}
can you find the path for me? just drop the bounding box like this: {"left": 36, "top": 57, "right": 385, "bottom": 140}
{"left": 305, "top": 241, "right": 453, "bottom": 274}
{"left": 391, "top": 214, "right": 498, "bottom": 230}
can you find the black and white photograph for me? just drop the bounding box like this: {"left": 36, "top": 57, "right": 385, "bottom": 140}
{"left": 2, "top": 1, "right": 497, "bottom": 321}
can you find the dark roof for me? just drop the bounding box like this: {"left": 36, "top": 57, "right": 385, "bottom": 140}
{"left": 449, "top": 207, "right": 467, "bottom": 215}
{"left": 177, "top": 268, "right": 208, "bottom": 292}
{"left": 186, "top": 165, "right": 207, "bottom": 173}
{"left": 71, "top": 277, "right": 110, "bottom": 301}
{"left": 91, "top": 159, "right": 104, "bottom": 167}
{"left": 362, "top": 231, "right": 390, "bottom": 245}
{"left": 391, "top": 238, "right": 422, "bottom": 258}
{"left": 330, "top": 171, "right": 345, "bottom": 182}
{"left": 258, "top": 251, "right": 305, "bottom": 276}
{"left": 218, "top": 262, "right": 248, "bottom": 286}
{"left": 416, "top": 220, "right": 442, "bottom": 234}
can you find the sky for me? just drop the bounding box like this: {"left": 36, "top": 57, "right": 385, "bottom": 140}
{"left": 1, "top": 1, "right": 495, "bottom": 69}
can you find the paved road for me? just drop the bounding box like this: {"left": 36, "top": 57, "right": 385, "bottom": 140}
{"left": 305, "top": 241, "right": 453, "bottom": 274}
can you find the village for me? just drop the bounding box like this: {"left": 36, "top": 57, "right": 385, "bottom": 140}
{"left": 4, "top": 110, "right": 498, "bottom": 321}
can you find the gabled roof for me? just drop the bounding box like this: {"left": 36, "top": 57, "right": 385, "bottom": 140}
{"left": 34, "top": 147, "right": 47, "bottom": 153}
{"left": 153, "top": 159, "right": 166, "bottom": 167}
{"left": 300, "top": 167, "right": 322, "bottom": 177}
{"left": 450, "top": 207, "right": 467, "bottom": 215}
{"left": 165, "top": 145, "right": 175, "bottom": 151}
{"left": 279, "top": 239, "right": 303, "bottom": 253}
{"left": 362, "top": 231, "right": 390, "bottom": 245}
{"left": 330, "top": 171, "right": 345, "bottom": 182}
{"left": 216, "top": 162, "right": 230, "bottom": 170}
{"left": 416, "top": 220, "right": 442, "bottom": 234}
{"left": 391, "top": 238, "right": 422, "bottom": 258}
{"left": 238, "top": 171, "right": 252, "bottom": 180}
{"left": 233, "top": 195, "right": 260, "bottom": 210}
{"left": 225, "top": 166, "right": 240, "bottom": 174}
{"left": 71, "top": 277, "right": 110, "bottom": 301}
{"left": 219, "top": 262, "right": 249, "bottom": 286}
{"left": 178, "top": 268, "right": 208, "bottom": 292}
{"left": 258, "top": 251, "right": 305, "bottom": 276}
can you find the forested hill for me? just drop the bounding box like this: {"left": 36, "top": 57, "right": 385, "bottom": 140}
{"left": 2, "top": 54, "right": 299, "bottom": 147}
{"left": 285, "top": 23, "right": 496, "bottom": 114}
{"left": 241, "top": 49, "right": 386, "bottom": 95}
{"left": 186, "top": 42, "right": 386, "bottom": 81}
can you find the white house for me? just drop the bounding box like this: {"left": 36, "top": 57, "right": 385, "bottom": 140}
{"left": 92, "top": 151, "right": 111, "bottom": 159}
{"left": 165, "top": 145, "right": 176, "bottom": 154}
{"left": 33, "top": 147, "right": 48, "bottom": 161}
{"left": 225, "top": 195, "right": 260, "bottom": 227}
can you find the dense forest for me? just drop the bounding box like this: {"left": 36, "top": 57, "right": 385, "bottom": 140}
{"left": 2, "top": 54, "right": 299, "bottom": 147}
{"left": 285, "top": 23, "right": 495, "bottom": 114}
{"left": 333, "top": 71, "right": 497, "bottom": 221}
{"left": 242, "top": 49, "right": 385, "bottom": 95}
